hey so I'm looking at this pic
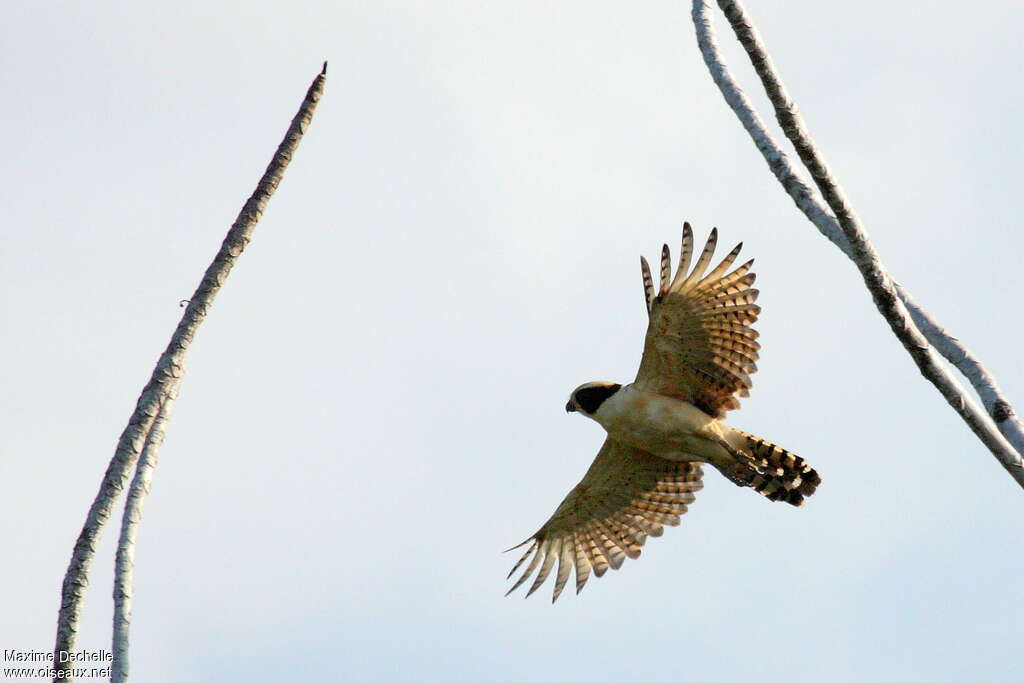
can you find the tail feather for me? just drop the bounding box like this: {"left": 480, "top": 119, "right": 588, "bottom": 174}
{"left": 721, "top": 430, "right": 820, "bottom": 506}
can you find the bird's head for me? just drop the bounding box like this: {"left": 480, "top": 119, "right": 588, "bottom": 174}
{"left": 565, "top": 381, "right": 623, "bottom": 420}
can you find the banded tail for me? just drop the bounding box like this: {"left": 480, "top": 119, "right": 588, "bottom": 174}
{"left": 721, "top": 430, "right": 820, "bottom": 506}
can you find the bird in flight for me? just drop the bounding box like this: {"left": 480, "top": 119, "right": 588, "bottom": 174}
{"left": 506, "top": 223, "right": 820, "bottom": 602}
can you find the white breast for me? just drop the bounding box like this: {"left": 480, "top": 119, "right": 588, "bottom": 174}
{"left": 593, "top": 384, "right": 726, "bottom": 461}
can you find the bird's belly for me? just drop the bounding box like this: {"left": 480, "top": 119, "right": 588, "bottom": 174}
{"left": 605, "top": 392, "right": 727, "bottom": 462}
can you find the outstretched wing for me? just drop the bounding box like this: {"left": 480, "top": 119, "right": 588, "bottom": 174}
{"left": 635, "top": 223, "right": 761, "bottom": 418}
{"left": 505, "top": 439, "right": 703, "bottom": 602}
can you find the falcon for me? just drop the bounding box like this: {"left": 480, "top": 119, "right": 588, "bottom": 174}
{"left": 506, "top": 223, "right": 820, "bottom": 602}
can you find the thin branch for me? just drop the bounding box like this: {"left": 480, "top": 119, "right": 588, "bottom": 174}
{"left": 111, "top": 379, "right": 180, "bottom": 683}
{"left": 53, "top": 62, "right": 327, "bottom": 681}
{"left": 691, "top": 1, "right": 1024, "bottom": 485}
{"left": 893, "top": 282, "right": 1023, "bottom": 451}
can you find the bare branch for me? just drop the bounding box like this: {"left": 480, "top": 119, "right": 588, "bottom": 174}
{"left": 53, "top": 63, "right": 327, "bottom": 681}
{"left": 691, "top": 1, "right": 1024, "bottom": 485}
{"left": 892, "top": 286, "right": 1024, "bottom": 456}
{"left": 111, "top": 380, "right": 180, "bottom": 683}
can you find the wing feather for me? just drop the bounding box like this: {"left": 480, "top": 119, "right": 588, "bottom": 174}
{"left": 671, "top": 222, "right": 695, "bottom": 290}
{"left": 506, "top": 541, "right": 536, "bottom": 579}
{"left": 697, "top": 241, "right": 743, "bottom": 287}
{"left": 505, "top": 542, "right": 543, "bottom": 596}
{"left": 525, "top": 538, "right": 559, "bottom": 598}
{"left": 572, "top": 531, "right": 592, "bottom": 595}
{"left": 640, "top": 257, "right": 655, "bottom": 314}
{"left": 586, "top": 528, "right": 612, "bottom": 577}
{"left": 635, "top": 226, "right": 761, "bottom": 417}
{"left": 551, "top": 539, "right": 575, "bottom": 602}
{"left": 676, "top": 227, "right": 718, "bottom": 291}
{"left": 659, "top": 244, "right": 671, "bottom": 294}
{"left": 505, "top": 440, "right": 703, "bottom": 600}
{"left": 604, "top": 517, "right": 644, "bottom": 557}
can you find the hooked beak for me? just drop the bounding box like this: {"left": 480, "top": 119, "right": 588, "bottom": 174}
{"left": 565, "top": 401, "right": 576, "bottom": 413}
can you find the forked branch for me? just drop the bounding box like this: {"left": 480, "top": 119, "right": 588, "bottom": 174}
{"left": 53, "top": 63, "right": 327, "bottom": 682}
{"left": 691, "top": 1, "right": 1024, "bottom": 486}
{"left": 111, "top": 380, "right": 179, "bottom": 683}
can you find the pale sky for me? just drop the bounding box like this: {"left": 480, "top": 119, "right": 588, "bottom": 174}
{"left": 4, "top": 2, "right": 1024, "bottom": 681}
